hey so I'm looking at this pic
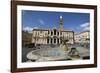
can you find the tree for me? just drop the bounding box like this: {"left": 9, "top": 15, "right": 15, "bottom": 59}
{"left": 22, "top": 31, "right": 32, "bottom": 46}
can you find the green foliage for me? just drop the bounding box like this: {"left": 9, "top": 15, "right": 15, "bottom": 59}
{"left": 22, "top": 31, "right": 32, "bottom": 46}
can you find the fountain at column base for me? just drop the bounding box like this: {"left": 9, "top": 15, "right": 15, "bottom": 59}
{"left": 27, "top": 46, "right": 70, "bottom": 62}
{"left": 27, "top": 43, "right": 80, "bottom": 62}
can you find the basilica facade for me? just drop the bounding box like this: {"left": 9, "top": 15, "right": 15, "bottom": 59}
{"left": 32, "top": 16, "right": 74, "bottom": 45}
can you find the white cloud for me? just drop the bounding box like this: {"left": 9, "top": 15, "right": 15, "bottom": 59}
{"left": 38, "top": 19, "right": 45, "bottom": 25}
{"left": 33, "top": 27, "right": 39, "bottom": 29}
{"left": 23, "top": 26, "right": 40, "bottom": 33}
{"left": 80, "top": 22, "right": 89, "bottom": 28}
{"left": 83, "top": 26, "right": 89, "bottom": 31}
{"left": 80, "top": 22, "right": 90, "bottom": 31}
{"left": 23, "top": 26, "right": 33, "bottom": 33}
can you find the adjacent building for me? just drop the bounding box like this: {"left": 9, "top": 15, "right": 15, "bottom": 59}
{"left": 75, "top": 31, "right": 90, "bottom": 44}
{"left": 32, "top": 16, "right": 74, "bottom": 45}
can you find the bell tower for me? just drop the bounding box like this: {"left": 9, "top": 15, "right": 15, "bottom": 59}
{"left": 59, "top": 15, "right": 64, "bottom": 31}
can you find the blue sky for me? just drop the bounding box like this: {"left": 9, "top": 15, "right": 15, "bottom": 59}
{"left": 22, "top": 10, "right": 90, "bottom": 33}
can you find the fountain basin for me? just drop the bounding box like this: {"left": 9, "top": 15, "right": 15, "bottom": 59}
{"left": 27, "top": 46, "right": 70, "bottom": 62}
{"left": 26, "top": 45, "right": 89, "bottom": 62}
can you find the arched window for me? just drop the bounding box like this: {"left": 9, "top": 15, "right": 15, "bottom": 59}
{"left": 51, "top": 38, "right": 52, "bottom": 44}
{"left": 58, "top": 32, "right": 59, "bottom": 35}
{"left": 54, "top": 38, "right": 56, "bottom": 43}
{"left": 54, "top": 29, "right": 56, "bottom": 35}
{"left": 51, "top": 31, "right": 53, "bottom": 36}
{"left": 47, "top": 39, "right": 49, "bottom": 44}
